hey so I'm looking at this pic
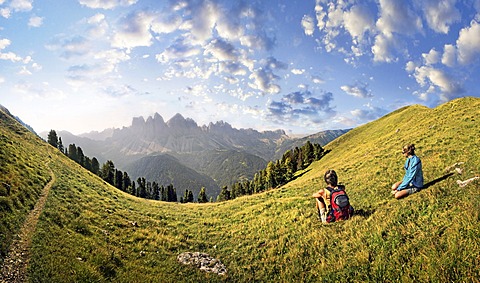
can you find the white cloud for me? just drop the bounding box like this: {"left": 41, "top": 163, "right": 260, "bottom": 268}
{"left": 372, "top": 33, "right": 397, "bottom": 63}
{"left": 249, "top": 69, "right": 281, "bottom": 94}
{"left": 112, "top": 10, "right": 155, "bottom": 49}
{"left": 314, "top": 0, "right": 326, "bottom": 30}
{"left": 46, "top": 35, "right": 91, "bottom": 59}
{"left": 441, "top": 44, "right": 456, "bottom": 67}
{"left": 456, "top": 20, "right": 480, "bottom": 65}
{"left": 86, "top": 14, "right": 109, "bottom": 38}
{"left": 376, "top": 0, "right": 422, "bottom": 36}
{"left": 372, "top": 0, "right": 422, "bottom": 62}
{"left": 204, "top": 38, "right": 238, "bottom": 61}
{"left": 28, "top": 16, "right": 43, "bottom": 27}
{"left": 151, "top": 15, "right": 183, "bottom": 34}
{"left": 18, "top": 66, "right": 32, "bottom": 75}
{"left": 267, "top": 90, "right": 335, "bottom": 124}
{"left": 291, "top": 68, "right": 305, "bottom": 75}
{"left": 93, "top": 49, "right": 130, "bottom": 66}
{"left": 350, "top": 106, "right": 387, "bottom": 121}
{"left": 0, "top": 38, "right": 10, "bottom": 50}
{"left": 341, "top": 82, "right": 372, "bottom": 98}
{"left": 421, "top": 0, "right": 460, "bottom": 34}
{"left": 67, "top": 62, "right": 116, "bottom": 81}
{"left": 188, "top": 0, "right": 220, "bottom": 44}
{"left": 422, "top": 48, "right": 440, "bottom": 65}
{"left": 10, "top": 0, "right": 33, "bottom": 12}
{"left": 312, "top": 76, "right": 324, "bottom": 84}
{"left": 325, "top": 2, "right": 344, "bottom": 29}
{"left": 78, "top": 0, "right": 138, "bottom": 9}
{"left": 413, "top": 65, "right": 463, "bottom": 100}
{"left": 155, "top": 36, "right": 200, "bottom": 63}
{"left": 0, "top": 8, "right": 10, "bottom": 18}
{"left": 405, "top": 60, "right": 417, "bottom": 73}
{"left": 301, "top": 15, "right": 315, "bottom": 36}
{"left": 343, "top": 4, "right": 374, "bottom": 40}
{"left": 0, "top": 51, "right": 23, "bottom": 62}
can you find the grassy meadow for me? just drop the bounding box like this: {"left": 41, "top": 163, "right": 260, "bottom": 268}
{"left": 1, "top": 97, "right": 479, "bottom": 282}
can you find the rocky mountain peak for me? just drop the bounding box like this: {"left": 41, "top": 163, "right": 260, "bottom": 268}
{"left": 131, "top": 116, "right": 146, "bottom": 129}
{"left": 167, "top": 113, "right": 198, "bottom": 129}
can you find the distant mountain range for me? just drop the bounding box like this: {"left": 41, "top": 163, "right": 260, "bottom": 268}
{"left": 41, "top": 112, "right": 349, "bottom": 199}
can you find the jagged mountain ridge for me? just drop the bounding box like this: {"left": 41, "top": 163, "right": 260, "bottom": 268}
{"left": 42, "top": 112, "right": 348, "bottom": 195}
{"left": 98, "top": 113, "right": 287, "bottom": 161}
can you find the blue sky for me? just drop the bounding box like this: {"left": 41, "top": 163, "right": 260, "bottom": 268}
{"left": 1, "top": 0, "right": 479, "bottom": 135}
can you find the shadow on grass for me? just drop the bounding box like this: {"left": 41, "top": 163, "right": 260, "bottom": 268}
{"left": 423, "top": 173, "right": 454, "bottom": 189}
{"left": 354, "top": 208, "right": 376, "bottom": 218}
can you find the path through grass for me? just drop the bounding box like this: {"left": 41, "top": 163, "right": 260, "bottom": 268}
{"left": 0, "top": 164, "right": 55, "bottom": 283}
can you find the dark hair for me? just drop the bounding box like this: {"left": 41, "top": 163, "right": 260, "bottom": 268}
{"left": 324, "top": 169, "right": 338, "bottom": 187}
{"left": 402, "top": 144, "right": 416, "bottom": 155}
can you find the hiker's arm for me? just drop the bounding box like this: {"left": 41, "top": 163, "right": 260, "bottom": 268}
{"left": 397, "top": 158, "right": 421, "bottom": 190}
{"left": 312, "top": 189, "right": 324, "bottom": 198}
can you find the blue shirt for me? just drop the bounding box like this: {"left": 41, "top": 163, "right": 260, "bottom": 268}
{"left": 397, "top": 155, "right": 424, "bottom": 191}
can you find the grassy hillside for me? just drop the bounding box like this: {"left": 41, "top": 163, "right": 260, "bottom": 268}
{"left": 1, "top": 97, "right": 479, "bottom": 282}
{"left": 0, "top": 108, "right": 52, "bottom": 261}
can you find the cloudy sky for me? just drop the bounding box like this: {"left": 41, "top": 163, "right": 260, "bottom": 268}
{"left": 1, "top": 0, "right": 480, "bottom": 135}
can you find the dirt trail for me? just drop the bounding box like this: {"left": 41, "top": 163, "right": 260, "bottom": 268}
{"left": 0, "top": 165, "right": 56, "bottom": 283}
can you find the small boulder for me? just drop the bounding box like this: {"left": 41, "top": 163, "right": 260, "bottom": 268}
{"left": 177, "top": 252, "right": 227, "bottom": 276}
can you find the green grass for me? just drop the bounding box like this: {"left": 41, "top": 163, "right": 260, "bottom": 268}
{"left": 1, "top": 97, "right": 480, "bottom": 282}
{"left": 0, "top": 110, "right": 51, "bottom": 261}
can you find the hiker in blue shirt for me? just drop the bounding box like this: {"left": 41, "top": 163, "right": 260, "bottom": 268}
{"left": 391, "top": 144, "right": 424, "bottom": 199}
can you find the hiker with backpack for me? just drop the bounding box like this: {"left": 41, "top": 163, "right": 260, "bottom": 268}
{"left": 391, "top": 144, "right": 424, "bottom": 199}
{"left": 312, "top": 169, "right": 354, "bottom": 223}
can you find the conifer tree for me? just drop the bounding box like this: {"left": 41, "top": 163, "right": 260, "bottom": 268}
{"left": 84, "top": 157, "right": 92, "bottom": 172}
{"left": 161, "top": 186, "right": 167, "bottom": 201}
{"left": 114, "top": 169, "right": 123, "bottom": 190}
{"left": 100, "top": 160, "right": 115, "bottom": 185}
{"left": 152, "top": 182, "right": 160, "bottom": 200}
{"left": 122, "top": 172, "right": 131, "bottom": 193}
{"left": 68, "top": 144, "right": 78, "bottom": 163}
{"left": 137, "top": 177, "right": 147, "bottom": 198}
{"left": 265, "top": 161, "right": 276, "bottom": 189}
{"left": 302, "top": 141, "right": 315, "bottom": 166}
{"left": 217, "top": 186, "right": 230, "bottom": 201}
{"left": 198, "top": 187, "right": 208, "bottom": 203}
{"left": 182, "top": 189, "right": 189, "bottom": 203}
{"left": 91, "top": 157, "right": 100, "bottom": 176}
{"left": 166, "top": 184, "right": 177, "bottom": 202}
{"left": 131, "top": 181, "right": 136, "bottom": 196}
{"left": 313, "top": 143, "right": 324, "bottom": 160}
{"left": 76, "top": 146, "right": 85, "bottom": 167}
{"left": 47, "top": 130, "right": 58, "bottom": 148}
{"left": 58, "top": 137, "right": 64, "bottom": 153}
{"left": 187, "top": 190, "right": 194, "bottom": 202}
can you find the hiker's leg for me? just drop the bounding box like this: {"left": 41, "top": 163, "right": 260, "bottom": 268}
{"left": 391, "top": 181, "right": 402, "bottom": 195}
{"left": 315, "top": 198, "right": 326, "bottom": 222}
{"left": 394, "top": 189, "right": 409, "bottom": 199}
{"left": 392, "top": 181, "right": 402, "bottom": 191}
{"left": 395, "top": 186, "right": 420, "bottom": 200}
